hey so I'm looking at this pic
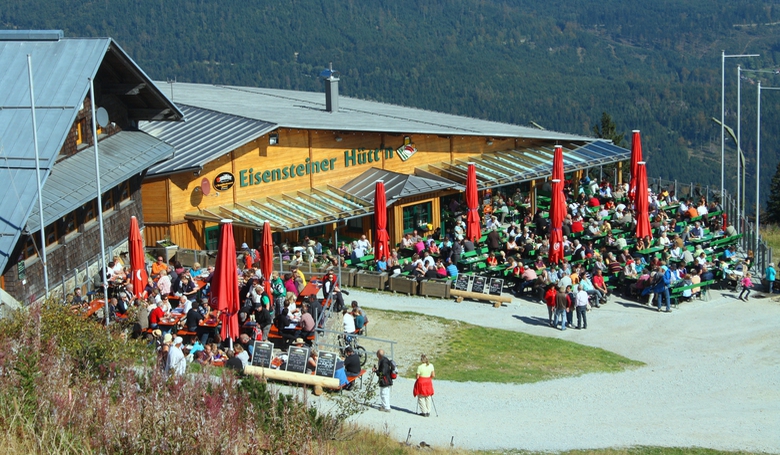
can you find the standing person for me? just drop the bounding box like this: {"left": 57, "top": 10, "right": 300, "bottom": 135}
{"left": 413, "top": 354, "right": 435, "bottom": 417}
{"left": 166, "top": 336, "right": 186, "bottom": 377}
{"left": 543, "top": 284, "right": 557, "bottom": 326}
{"left": 554, "top": 285, "right": 568, "bottom": 331}
{"left": 738, "top": 272, "right": 754, "bottom": 301}
{"left": 575, "top": 284, "right": 589, "bottom": 329}
{"left": 373, "top": 349, "right": 393, "bottom": 412}
{"left": 270, "top": 271, "right": 286, "bottom": 316}
{"left": 765, "top": 263, "right": 776, "bottom": 294}
{"left": 654, "top": 264, "right": 673, "bottom": 313}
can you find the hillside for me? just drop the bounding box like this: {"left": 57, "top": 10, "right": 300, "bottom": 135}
{"left": 3, "top": 0, "right": 780, "bottom": 207}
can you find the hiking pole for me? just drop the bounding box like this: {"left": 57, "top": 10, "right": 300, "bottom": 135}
{"left": 431, "top": 396, "right": 439, "bottom": 417}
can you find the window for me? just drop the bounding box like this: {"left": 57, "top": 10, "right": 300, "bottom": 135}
{"left": 76, "top": 119, "right": 87, "bottom": 145}
{"left": 102, "top": 191, "right": 114, "bottom": 212}
{"left": 61, "top": 214, "right": 77, "bottom": 236}
{"left": 402, "top": 202, "right": 433, "bottom": 234}
{"left": 205, "top": 226, "right": 219, "bottom": 250}
{"left": 299, "top": 225, "right": 325, "bottom": 239}
{"left": 45, "top": 223, "right": 58, "bottom": 246}
{"left": 346, "top": 217, "right": 363, "bottom": 232}
{"left": 23, "top": 237, "right": 36, "bottom": 260}
{"left": 78, "top": 201, "right": 96, "bottom": 225}
{"left": 118, "top": 181, "right": 131, "bottom": 201}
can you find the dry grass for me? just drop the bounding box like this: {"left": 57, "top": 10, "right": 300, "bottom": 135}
{"left": 760, "top": 224, "right": 780, "bottom": 252}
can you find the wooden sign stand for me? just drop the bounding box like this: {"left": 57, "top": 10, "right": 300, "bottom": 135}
{"left": 450, "top": 288, "right": 511, "bottom": 308}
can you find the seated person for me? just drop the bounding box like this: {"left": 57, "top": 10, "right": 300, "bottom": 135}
{"left": 486, "top": 252, "right": 498, "bottom": 267}
{"left": 343, "top": 346, "right": 362, "bottom": 376}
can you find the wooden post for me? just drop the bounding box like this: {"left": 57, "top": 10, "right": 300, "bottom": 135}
{"left": 450, "top": 288, "right": 512, "bottom": 308}
{"left": 244, "top": 365, "right": 341, "bottom": 389}
{"left": 529, "top": 179, "right": 537, "bottom": 214}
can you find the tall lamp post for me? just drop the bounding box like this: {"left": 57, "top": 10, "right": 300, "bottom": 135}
{"left": 756, "top": 82, "right": 780, "bottom": 255}
{"left": 721, "top": 51, "right": 759, "bottom": 200}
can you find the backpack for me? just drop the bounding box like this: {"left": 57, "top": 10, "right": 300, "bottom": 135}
{"left": 390, "top": 359, "right": 398, "bottom": 379}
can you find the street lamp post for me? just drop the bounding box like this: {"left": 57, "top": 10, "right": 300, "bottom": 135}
{"left": 721, "top": 51, "right": 759, "bottom": 200}
{"left": 756, "top": 82, "right": 780, "bottom": 255}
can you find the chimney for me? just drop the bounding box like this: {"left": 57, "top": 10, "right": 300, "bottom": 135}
{"left": 320, "top": 62, "right": 340, "bottom": 113}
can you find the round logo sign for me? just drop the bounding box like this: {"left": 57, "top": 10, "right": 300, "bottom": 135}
{"left": 213, "top": 172, "right": 235, "bottom": 191}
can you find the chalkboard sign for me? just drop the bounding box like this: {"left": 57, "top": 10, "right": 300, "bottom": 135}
{"left": 315, "top": 351, "right": 338, "bottom": 378}
{"left": 471, "top": 276, "right": 488, "bottom": 294}
{"left": 251, "top": 341, "right": 274, "bottom": 368}
{"left": 454, "top": 274, "right": 472, "bottom": 291}
{"left": 286, "top": 346, "right": 310, "bottom": 374}
{"left": 488, "top": 278, "right": 504, "bottom": 296}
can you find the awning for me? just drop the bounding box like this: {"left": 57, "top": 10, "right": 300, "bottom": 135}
{"left": 415, "top": 140, "right": 629, "bottom": 190}
{"left": 184, "top": 185, "right": 373, "bottom": 232}
{"left": 340, "top": 167, "right": 462, "bottom": 205}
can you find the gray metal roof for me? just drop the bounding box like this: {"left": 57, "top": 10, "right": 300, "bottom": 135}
{"left": 140, "top": 104, "right": 276, "bottom": 177}
{"left": 26, "top": 131, "right": 175, "bottom": 233}
{"left": 340, "top": 167, "right": 463, "bottom": 205}
{"left": 160, "top": 82, "right": 593, "bottom": 140}
{"left": 0, "top": 33, "right": 182, "bottom": 274}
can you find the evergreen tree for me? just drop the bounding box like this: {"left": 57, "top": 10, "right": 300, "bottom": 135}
{"left": 592, "top": 112, "right": 626, "bottom": 147}
{"left": 766, "top": 161, "right": 780, "bottom": 224}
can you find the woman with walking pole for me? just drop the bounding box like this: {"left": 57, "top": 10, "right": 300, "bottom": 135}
{"left": 413, "top": 354, "right": 435, "bottom": 417}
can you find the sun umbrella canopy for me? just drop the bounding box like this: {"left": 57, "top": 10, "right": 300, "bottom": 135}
{"left": 211, "top": 219, "right": 240, "bottom": 344}
{"left": 261, "top": 220, "right": 273, "bottom": 299}
{"left": 548, "top": 146, "right": 566, "bottom": 264}
{"left": 465, "top": 163, "right": 481, "bottom": 242}
{"left": 128, "top": 216, "right": 147, "bottom": 299}
{"left": 374, "top": 181, "right": 390, "bottom": 261}
{"left": 629, "top": 130, "right": 643, "bottom": 203}
{"left": 635, "top": 162, "right": 652, "bottom": 239}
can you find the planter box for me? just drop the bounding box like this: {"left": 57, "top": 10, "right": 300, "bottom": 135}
{"left": 156, "top": 241, "right": 179, "bottom": 263}
{"left": 389, "top": 276, "right": 417, "bottom": 295}
{"left": 341, "top": 268, "right": 358, "bottom": 287}
{"left": 355, "top": 270, "right": 387, "bottom": 290}
{"left": 418, "top": 279, "right": 451, "bottom": 299}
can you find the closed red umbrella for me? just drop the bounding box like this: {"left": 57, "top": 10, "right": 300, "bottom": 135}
{"left": 548, "top": 146, "right": 566, "bottom": 264}
{"left": 128, "top": 216, "right": 147, "bottom": 299}
{"left": 628, "top": 130, "right": 643, "bottom": 203}
{"left": 374, "top": 181, "right": 390, "bottom": 262}
{"left": 211, "top": 219, "right": 240, "bottom": 347}
{"left": 465, "top": 163, "right": 481, "bottom": 242}
{"left": 635, "top": 162, "right": 652, "bottom": 239}
{"left": 261, "top": 220, "right": 273, "bottom": 300}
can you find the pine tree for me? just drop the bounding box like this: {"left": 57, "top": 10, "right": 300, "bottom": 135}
{"left": 592, "top": 112, "right": 626, "bottom": 147}
{"left": 766, "top": 161, "right": 780, "bottom": 224}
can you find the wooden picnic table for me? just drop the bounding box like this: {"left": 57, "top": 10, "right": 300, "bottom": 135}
{"left": 297, "top": 277, "right": 323, "bottom": 302}
{"left": 637, "top": 246, "right": 665, "bottom": 255}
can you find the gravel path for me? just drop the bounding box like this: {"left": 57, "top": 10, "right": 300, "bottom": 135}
{"left": 329, "top": 287, "right": 780, "bottom": 453}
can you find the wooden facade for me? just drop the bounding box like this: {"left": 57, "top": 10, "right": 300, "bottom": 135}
{"left": 141, "top": 128, "right": 542, "bottom": 250}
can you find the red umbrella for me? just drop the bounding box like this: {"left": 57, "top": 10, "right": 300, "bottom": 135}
{"left": 261, "top": 220, "right": 273, "bottom": 300}
{"left": 635, "top": 162, "right": 652, "bottom": 239}
{"left": 211, "top": 219, "right": 240, "bottom": 347}
{"left": 128, "top": 216, "right": 147, "bottom": 299}
{"left": 548, "top": 146, "right": 566, "bottom": 264}
{"left": 465, "top": 163, "right": 481, "bottom": 242}
{"left": 374, "top": 181, "right": 390, "bottom": 262}
{"left": 628, "top": 130, "right": 643, "bottom": 203}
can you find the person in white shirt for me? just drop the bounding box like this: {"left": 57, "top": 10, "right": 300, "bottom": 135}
{"left": 166, "top": 337, "right": 186, "bottom": 377}
{"left": 697, "top": 202, "right": 709, "bottom": 217}
{"left": 658, "top": 232, "right": 670, "bottom": 246}
{"left": 575, "top": 284, "right": 589, "bottom": 329}
{"left": 342, "top": 309, "right": 356, "bottom": 334}
{"left": 356, "top": 235, "right": 371, "bottom": 255}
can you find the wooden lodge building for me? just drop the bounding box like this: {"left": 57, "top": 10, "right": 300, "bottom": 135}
{"left": 139, "top": 73, "right": 630, "bottom": 251}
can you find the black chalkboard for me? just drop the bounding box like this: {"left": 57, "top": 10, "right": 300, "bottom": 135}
{"left": 454, "top": 274, "right": 472, "bottom": 291}
{"left": 488, "top": 278, "right": 504, "bottom": 296}
{"left": 315, "top": 351, "right": 338, "bottom": 378}
{"left": 286, "top": 346, "right": 310, "bottom": 374}
{"left": 251, "top": 341, "right": 274, "bottom": 368}
{"left": 471, "top": 276, "right": 487, "bottom": 294}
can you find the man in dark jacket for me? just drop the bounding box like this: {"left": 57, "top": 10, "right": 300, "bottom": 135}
{"left": 343, "top": 346, "right": 362, "bottom": 376}
{"left": 373, "top": 349, "right": 393, "bottom": 412}
{"left": 487, "top": 227, "right": 501, "bottom": 252}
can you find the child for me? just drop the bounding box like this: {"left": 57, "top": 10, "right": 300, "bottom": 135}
{"left": 738, "top": 272, "right": 753, "bottom": 301}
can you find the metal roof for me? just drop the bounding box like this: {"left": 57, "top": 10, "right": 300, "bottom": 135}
{"left": 340, "top": 167, "right": 462, "bottom": 205}
{"left": 26, "top": 131, "right": 175, "bottom": 232}
{"left": 0, "top": 33, "right": 182, "bottom": 274}
{"left": 160, "top": 82, "right": 593, "bottom": 141}
{"left": 185, "top": 186, "right": 373, "bottom": 232}
{"left": 140, "top": 104, "right": 277, "bottom": 177}
{"left": 415, "top": 140, "right": 630, "bottom": 189}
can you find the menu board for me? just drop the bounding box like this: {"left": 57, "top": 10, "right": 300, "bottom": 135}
{"left": 454, "top": 274, "right": 472, "bottom": 291}
{"left": 285, "top": 346, "right": 310, "bottom": 374}
{"left": 488, "top": 278, "right": 504, "bottom": 296}
{"left": 315, "top": 351, "right": 338, "bottom": 378}
{"left": 251, "top": 341, "right": 274, "bottom": 368}
{"left": 471, "top": 276, "right": 488, "bottom": 294}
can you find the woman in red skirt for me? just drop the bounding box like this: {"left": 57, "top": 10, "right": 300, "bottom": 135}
{"left": 413, "top": 354, "right": 435, "bottom": 417}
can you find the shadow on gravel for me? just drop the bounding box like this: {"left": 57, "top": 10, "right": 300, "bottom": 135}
{"left": 390, "top": 405, "right": 419, "bottom": 415}
{"left": 613, "top": 298, "right": 659, "bottom": 311}
{"left": 512, "top": 315, "right": 551, "bottom": 327}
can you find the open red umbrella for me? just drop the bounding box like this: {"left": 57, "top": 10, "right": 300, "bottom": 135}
{"left": 465, "top": 163, "right": 481, "bottom": 242}
{"left": 635, "top": 162, "right": 652, "bottom": 239}
{"left": 128, "top": 216, "right": 147, "bottom": 299}
{"left": 548, "top": 146, "right": 566, "bottom": 264}
{"left": 211, "top": 219, "right": 240, "bottom": 347}
{"left": 374, "top": 181, "right": 390, "bottom": 262}
{"left": 261, "top": 220, "right": 273, "bottom": 300}
{"left": 628, "top": 130, "right": 643, "bottom": 203}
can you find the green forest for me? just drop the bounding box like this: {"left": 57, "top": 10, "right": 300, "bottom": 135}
{"left": 3, "top": 0, "right": 780, "bottom": 208}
